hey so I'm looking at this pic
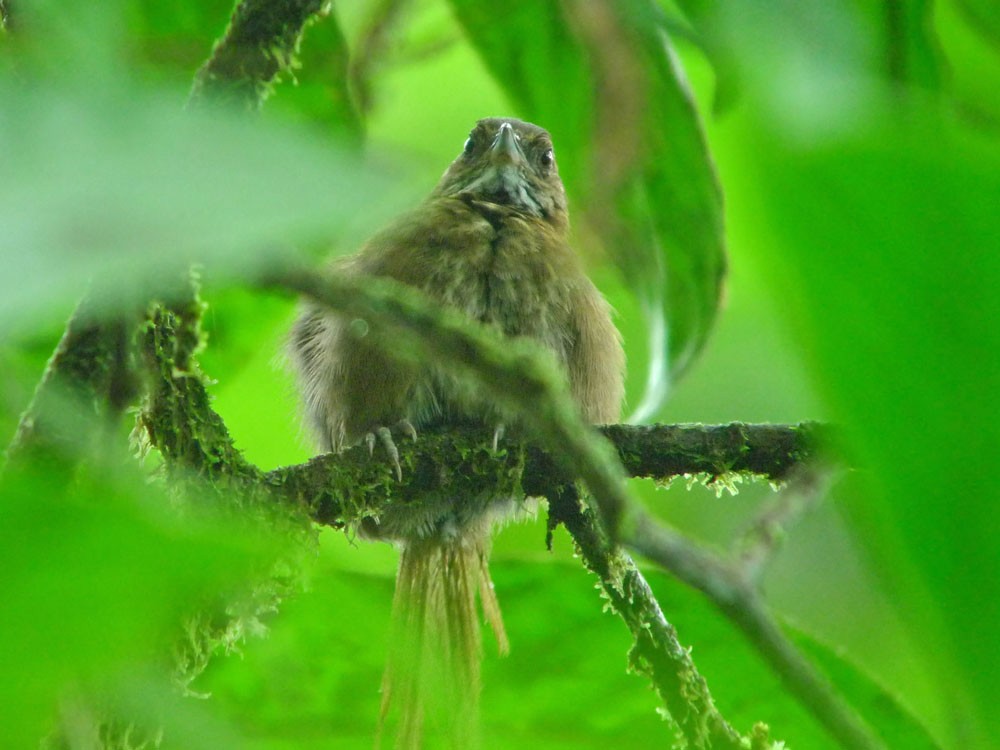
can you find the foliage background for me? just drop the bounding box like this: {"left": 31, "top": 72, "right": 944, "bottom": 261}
{"left": 2, "top": 1, "right": 998, "bottom": 748}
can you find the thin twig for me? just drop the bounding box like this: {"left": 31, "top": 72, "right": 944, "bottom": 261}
{"left": 628, "top": 513, "right": 888, "bottom": 750}
{"left": 736, "top": 463, "right": 837, "bottom": 583}
{"left": 545, "top": 483, "right": 748, "bottom": 749}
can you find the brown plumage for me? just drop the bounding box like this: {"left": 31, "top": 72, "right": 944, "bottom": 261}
{"left": 290, "top": 117, "right": 625, "bottom": 748}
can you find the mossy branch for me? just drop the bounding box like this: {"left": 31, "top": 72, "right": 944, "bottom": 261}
{"left": 189, "top": 0, "right": 330, "bottom": 109}
{"left": 629, "top": 509, "right": 886, "bottom": 750}
{"left": 260, "top": 422, "right": 825, "bottom": 750}
{"left": 4, "top": 296, "right": 139, "bottom": 473}
{"left": 267, "top": 422, "right": 824, "bottom": 525}
{"left": 137, "top": 282, "right": 258, "bottom": 484}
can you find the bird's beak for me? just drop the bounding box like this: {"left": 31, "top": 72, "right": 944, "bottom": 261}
{"left": 489, "top": 122, "right": 526, "bottom": 166}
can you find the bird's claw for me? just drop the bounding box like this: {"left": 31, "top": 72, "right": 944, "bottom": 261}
{"left": 492, "top": 423, "right": 506, "bottom": 452}
{"left": 376, "top": 426, "right": 402, "bottom": 481}
{"left": 397, "top": 418, "right": 418, "bottom": 443}
{"left": 364, "top": 420, "right": 418, "bottom": 481}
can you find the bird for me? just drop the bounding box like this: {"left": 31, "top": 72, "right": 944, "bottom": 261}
{"left": 289, "top": 117, "right": 625, "bottom": 748}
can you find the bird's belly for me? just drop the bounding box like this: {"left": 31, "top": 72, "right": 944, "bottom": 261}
{"left": 428, "top": 250, "right": 566, "bottom": 353}
{"left": 413, "top": 241, "right": 570, "bottom": 425}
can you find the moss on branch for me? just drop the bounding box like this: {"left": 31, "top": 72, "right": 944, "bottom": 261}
{"left": 263, "top": 422, "right": 823, "bottom": 527}
{"left": 189, "top": 0, "right": 330, "bottom": 109}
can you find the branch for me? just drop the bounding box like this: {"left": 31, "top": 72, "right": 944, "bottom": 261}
{"left": 265, "top": 423, "right": 823, "bottom": 526}
{"left": 189, "top": 0, "right": 330, "bottom": 109}
{"left": 736, "top": 464, "right": 836, "bottom": 584}
{"left": 605, "top": 421, "right": 827, "bottom": 482}
{"left": 545, "top": 483, "right": 747, "bottom": 749}
{"left": 137, "top": 282, "right": 258, "bottom": 484}
{"left": 628, "top": 511, "right": 887, "bottom": 750}
{"left": 4, "top": 296, "right": 138, "bottom": 472}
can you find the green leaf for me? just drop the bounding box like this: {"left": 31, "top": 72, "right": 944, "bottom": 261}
{"left": 0, "top": 77, "right": 406, "bottom": 334}
{"left": 447, "top": 0, "right": 726, "bottom": 413}
{"left": 954, "top": 0, "right": 1000, "bottom": 50}
{"left": 748, "top": 116, "right": 1000, "bottom": 748}
{"left": 196, "top": 536, "right": 941, "bottom": 749}
{"left": 792, "top": 629, "right": 943, "bottom": 750}
{"left": 0, "top": 465, "right": 274, "bottom": 747}
{"left": 719, "top": 8, "right": 1000, "bottom": 738}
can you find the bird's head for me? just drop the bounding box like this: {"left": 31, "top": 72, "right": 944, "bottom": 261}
{"left": 432, "top": 118, "right": 568, "bottom": 228}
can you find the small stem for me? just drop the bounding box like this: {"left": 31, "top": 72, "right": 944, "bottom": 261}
{"left": 546, "top": 483, "right": 747, "bottom": 749}
{"left": 736, "top": 464, "right": 836, "bottom": 583}
{"left": 628, "top": 513, "right": 888, "bottom": 750}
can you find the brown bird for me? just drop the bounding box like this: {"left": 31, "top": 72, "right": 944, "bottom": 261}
{"left": 290, "top": 117, "right": 625, "bottom": 748}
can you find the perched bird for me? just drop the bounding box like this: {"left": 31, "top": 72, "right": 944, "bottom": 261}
{"left": 290, "top": 117, "right": 625, "bottom": 748}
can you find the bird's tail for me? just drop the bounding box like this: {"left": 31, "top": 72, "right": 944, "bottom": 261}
{"left": 377, "top": 533, "right": 508, "bottom": 749}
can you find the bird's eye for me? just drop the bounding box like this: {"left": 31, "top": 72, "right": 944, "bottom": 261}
{"left": 463, "top": 136, "right": 475, "bottom": 156}
{"left": 539, "top": 149, "right": 555, "bottom": 169}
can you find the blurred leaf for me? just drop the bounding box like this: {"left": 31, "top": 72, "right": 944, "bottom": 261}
{"left": 853, "top": 0, "right": 943, "bottom": 89}
{"left": 792, "top": 630, "right": 943, "bottom": 750}
{"left": 448, "top": 0, "right": 726, "bottom": 414}
{"left": 737, "top": 80, "right": 1000, "bottom": 750}
{"left": 955, "top": 0, "right": 1000, "bottom": 50}
{"left": 197, "top": 535, "right": 940, "bottom": 749}
{"left": 935, "top": 0, "right": 1000, "bottom": 129}
{"left": 0, "top": 78, "right": 406, "bottom": 334}
{"left": 0, "top": 465, "right": 273, "bottom": 747}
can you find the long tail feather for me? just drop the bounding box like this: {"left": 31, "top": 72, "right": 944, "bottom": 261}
{"left": 378, "top": 534, "right": 506, "bottom": 749}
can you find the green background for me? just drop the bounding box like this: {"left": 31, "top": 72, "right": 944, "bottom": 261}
{"left": 2, "top": 1, "right": 998, "bottom": 748}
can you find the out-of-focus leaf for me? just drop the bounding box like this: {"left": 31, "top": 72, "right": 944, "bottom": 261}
{"left": 935, "top": 0, "right": 1000, "bottom": 129}
{"left": 448, "top": 0, "right": 726, "bottom": 416}
{"left": 747, "top": 116, "right": 1000, "bottom": 749}
{"left": 197, "top": 536, "right": 940, "bottom": 749}
{"left": 0, "top": 465, "right": 274, "bottom": 747}
{"left": 717, "top": 3, "right": 1000, "bottom": 736}
{"left": 955, "top": 0, "right": 1000, "bottom": 50}
{"left": 853, "top": 0, "right": 943, "bottom": 89}
{"left": 0, "top": 78, "right": 407, "bottom": 334}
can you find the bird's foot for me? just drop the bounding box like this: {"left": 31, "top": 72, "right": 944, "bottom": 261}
{"left": 364, "top": 419, "right": 418, "bottom": 481}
